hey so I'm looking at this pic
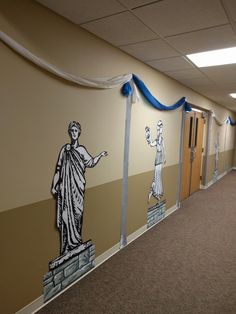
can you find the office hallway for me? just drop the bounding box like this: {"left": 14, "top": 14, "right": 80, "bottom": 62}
{"left": 38, "top": 171, "right": 236, "bottom": 314}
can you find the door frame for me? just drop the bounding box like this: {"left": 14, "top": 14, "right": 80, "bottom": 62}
{"left": 177, "top": 104, "right": 211, "bottom": 206}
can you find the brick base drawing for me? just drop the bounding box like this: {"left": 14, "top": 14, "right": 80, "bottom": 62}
{"left": 43, "top": 240, "right": 95, "bottom": 302}
{"left": 147, "top": 200, "right": 166, "bottom": 228}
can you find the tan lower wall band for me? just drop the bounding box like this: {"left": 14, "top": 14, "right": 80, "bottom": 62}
{"left": 0, "top": 164, "right": 178, "bottom": 314}
{"left": 205, "top": 149, "right": 235, "bottom": 184}
{"left": 17, "top": 202, "right": 180, "bottom": 314}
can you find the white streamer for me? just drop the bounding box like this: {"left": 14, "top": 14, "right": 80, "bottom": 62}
{"left": 211, "top": 111, "right": 229, "bottom": 126}
{"left": 0, "top": 30, "right": 132, "bottom": 89}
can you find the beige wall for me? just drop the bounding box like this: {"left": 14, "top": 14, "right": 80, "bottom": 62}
{"left": 0, "top": 1, "right": 236, "bottom": 313}
{"left": 210, "top": 118, "right": 235, "bottom": 156}
{"left": 205, "top": 150, "right": 235, "bottom": 184}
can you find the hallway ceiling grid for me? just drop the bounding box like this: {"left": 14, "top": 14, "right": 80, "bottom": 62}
{"left": 36, "top": 0, "right": 236, "bottom": 112}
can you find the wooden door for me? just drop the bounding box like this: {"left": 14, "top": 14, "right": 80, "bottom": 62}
{"left": 181, "top": 111, "right": 205, "bottom": 200}
{"left": 190, "top": 112, "right": 204, "bottom": 194}
{"left": 181, "top": 111, "right": 194, "bottom": 200}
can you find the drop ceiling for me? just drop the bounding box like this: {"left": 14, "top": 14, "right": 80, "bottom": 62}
{"left": 36, "top": 0, "right": 236, "bottom": 112}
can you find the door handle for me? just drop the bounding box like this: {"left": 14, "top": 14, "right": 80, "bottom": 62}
{"left": 190, "top": 148, "right": 196, "bottom": 162}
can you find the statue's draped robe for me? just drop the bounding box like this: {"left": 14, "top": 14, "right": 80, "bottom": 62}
{"left": 56, "top": 144, "right": 94, "bottom": 254}
{"left": 151, "top": 137, "right": 165, "bottom": 200}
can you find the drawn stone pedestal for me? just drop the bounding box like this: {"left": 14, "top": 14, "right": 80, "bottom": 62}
{"left": 43, "top": 240, "right": 95, "bottom": 302}
{"left": 147, "top": 200, "right": 166, "bottom": 228}
{"left": 213, "top": 169, "right": 218, "bottom": 182}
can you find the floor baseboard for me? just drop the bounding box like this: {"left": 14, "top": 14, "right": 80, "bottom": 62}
{"left": 17, "top": 202, "right": 179, "bottom": 314}
{"left": 200, "top": 168, "right": 232, "bottom": 190}
{"left": 16, "top": 296, "right": 44, "bottom": 314}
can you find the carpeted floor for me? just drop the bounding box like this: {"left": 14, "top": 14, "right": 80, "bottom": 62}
{"left": 37, "top": 171, "right": 236, "bottom": 314}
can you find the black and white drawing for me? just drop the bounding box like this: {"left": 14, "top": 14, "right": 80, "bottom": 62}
{"left": 51, "top": 121, "right": 108, "bottom": 255}
{"left": 145, "top": 120, "right": 166, "bottom": 228}
{"left": 43, "top": 121, "right": 107, "bottom": 302}
{"left": 145, "top": 120, "right": 166, "bottom": 202}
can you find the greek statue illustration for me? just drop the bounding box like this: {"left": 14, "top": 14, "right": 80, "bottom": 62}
{"left": 51, "top": 121, "right": 108, "bottom": 255}
{"left": 145, "top": 120, "right": 166, "bottom": 202}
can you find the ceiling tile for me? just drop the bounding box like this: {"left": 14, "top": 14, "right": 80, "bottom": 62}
{"left": 222, "top": 83, "right": 236, "bottom": 92}
{"left": 167, "top": 25, "right": 236, "bottom": 55}
{"left": 179, "top": 77, "right": 215, "bottom": 88}
{"left": 133, "top": 0, "right": 228, "bottom": 37}
{"left": 119, "top": 0, "right": 161, "bottom": 9}
{"left": 200, "top": 90, "right": 229, "bottom": 100}
{"left": 146, "top": 56, "right": 194, "bottom": 72}
{"left": 201, "top": 64, "right": 236, "bottom": 86}
{"left": 223, "top": 103, "right": 236, "bottom": 111}
{"left": 120, "top": 39, "right": 179, "bottom": 61}
{"left": 36, "top": 0, "right": 126, "bottom": 24}
{"left": 81, "top": 11, "right": 157, "bottom": 46}
{"left": 165, "top": 69, "right": 206, "bottom": 80}
{"left": 223, "top": 0, "right": 236, "bottom": 22}
{"left": 204, "top": 93, "right": 236, "bottom": 106}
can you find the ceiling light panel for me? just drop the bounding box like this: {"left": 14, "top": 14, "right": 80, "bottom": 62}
{"left": 187, "top": 47, "right": 236, "bottom": 67}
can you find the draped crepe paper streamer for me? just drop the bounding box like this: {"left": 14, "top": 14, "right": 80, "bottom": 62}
{"left": 228, "top": 116, "right": 236, "bottom": 126}
{"left": 122, "top": 80, "right": 133, "bottom": 96}
{"left": 122, "top": 74, "right": 191, "bottom": 112}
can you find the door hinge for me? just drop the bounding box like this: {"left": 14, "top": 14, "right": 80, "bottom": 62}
{"left": 200, "top": 175, "right": 202, "bottom": 181}
{"left": 202, "top": 147, "right": 204, "bottom": 153}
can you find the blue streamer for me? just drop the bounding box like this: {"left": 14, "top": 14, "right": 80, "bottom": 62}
{"left": 122, "top": 82, "right": 132, "bottom": 97}
{"left": 121, "top": 74, "right": 191, "bottom": 112}
{"left": 132, "top": 74, "right": 191, "bottom": 112}
{"left": 228, "top": 116, "right": 236, "bottom": 126}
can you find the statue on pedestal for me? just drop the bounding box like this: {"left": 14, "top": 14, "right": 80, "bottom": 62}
{"left": 51, "top": 121, "right": 108, "bottom": 256}
{"left": 43, "top": 121, "right": 107, "bottom": 301}
{"left": 145, "top": 120, "right": 166, "bottom": 203}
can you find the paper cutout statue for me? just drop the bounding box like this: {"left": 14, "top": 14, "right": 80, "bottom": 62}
{"left": 145, "top": 120, "right": 166, "bottom": 202}
{"left": 52, "top": 121, "right": 108, "bottom": 255}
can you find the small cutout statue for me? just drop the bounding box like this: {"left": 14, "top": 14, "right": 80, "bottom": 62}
{"left": 145, "top": 120, "right": 166, "bottom": 228}
{"left": 52, "top": 121, "right": 108, "bottom": 255}
{"left": 43, "top": 121, "right": 107, "bottom": 302}
{"left": 145, "top": 120, "right": 166, "bottom": 202}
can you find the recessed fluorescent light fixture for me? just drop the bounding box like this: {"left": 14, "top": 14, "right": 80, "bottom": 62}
{"left": 230, "top": 93, "right": 236, "bottom": 98}
{"left": 187, "top": 47, "right": 236, "bottom": 67}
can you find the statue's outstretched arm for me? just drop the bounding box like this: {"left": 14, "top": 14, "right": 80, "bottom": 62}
{"left": 92, "top": 151, "right": 108, "bottom": 166}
